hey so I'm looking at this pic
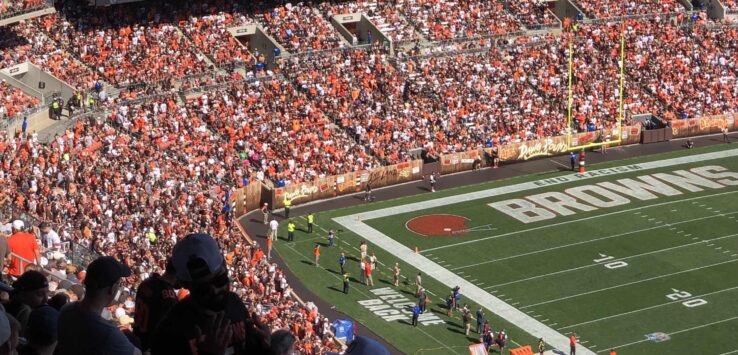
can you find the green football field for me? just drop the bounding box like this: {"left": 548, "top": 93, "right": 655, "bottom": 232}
{"left": 274, "top": 144, "right": 738, "bottom": 355}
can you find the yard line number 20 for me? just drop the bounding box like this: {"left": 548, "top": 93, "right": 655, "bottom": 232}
{"left": 666, "top": 288, "right": 708, "bottom": 308}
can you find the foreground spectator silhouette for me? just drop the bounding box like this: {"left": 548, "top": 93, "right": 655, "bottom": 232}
{"left": 18, "top": 305, "right": 59, "bottom": 355}
{"left": 152, "top": 233, "right": 270, "bottom": 355}
{"left": 4, "top": 271, "right": 48, "bottom": 337}
{"left": 55, "top": 256, "right": 142, "bottom": 355}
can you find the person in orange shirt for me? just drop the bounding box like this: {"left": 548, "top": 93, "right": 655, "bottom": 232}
{"left": 570, "top": 333, "right": 577, "bottom": 355}
{"left": 313, "top": 244, "right": 320, "bottom": 266}
{"left": 7, "top": 220, "right": 41, "bottom": 277}
{"left": 609, "top": 350, "right": 616, "bottom": 355}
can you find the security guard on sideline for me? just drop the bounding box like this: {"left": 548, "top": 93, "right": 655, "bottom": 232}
{"left": 287, "top": 219, "right": 296, "bottom": 242}
{"left": 307, "top": 213, "right": 314, "bottom": 233}
{"left": 283, "top": 197, "right": 292, "bottom": 218}
{"left": 51, "top": 99, "right": 60, "bottom": 120}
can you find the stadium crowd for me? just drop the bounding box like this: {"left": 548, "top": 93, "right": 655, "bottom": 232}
{"left": 2, "top": 1, "right": 738, "bottom": 354}
{"left": 319, "top": 1, "right": 418, "bottom": 42}
{"left": 0, "top": 0, "right": 48, "bottom": 17}
{"left": 0, "top": 111, "right": 342, "bottom": 353}
{"left": 0, "top": 82, "right": 39, "bottom": 120}
{"left": 0, "top": 22, "right": 99, "bottom": 91}
{"left": 573, "top": 0, "right": 686, "bottom": 18}
{"left": 399, "top": 0, "right": 523, "bottom": 40}
{"left": 257, "top": 3, "right": 343, "bottom": 52}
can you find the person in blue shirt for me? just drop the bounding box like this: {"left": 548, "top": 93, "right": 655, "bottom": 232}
{"left": 570, "top": 152, "right": 577, "bottom": 171}
{"left": 411, "top": 304, "right": 421, "bottom": 326}
{"left": 339, "top": 252, "right": 346, "bottom": 275}
{"left": 22, "top": 117, "right": 27, "bottom": 134}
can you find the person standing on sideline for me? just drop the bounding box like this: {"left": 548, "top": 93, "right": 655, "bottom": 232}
{"left": 411, "top": 304, "right": 421, "bottom": 327}
{"left": 415, "top": 272, "right": 422, "bottom": 296}
{"left": 538, "top": 338, "right": 545, "bottom": 355}
{"left": 262, "top": 203, "right": 269, "bottom": 224}
{"left": 313, "top": 244, "right": 320, "bottom": 266}
{"left": 462, "top": 306, "right": 472, "bottom": 336}
{"left": 393, "top": 263, "right": 401, "bottom": 287}
{"left": 496, "top": 330, "right": 507, "bottom": 353}
{"left": 359, "top": 241, "right": 367, "bottom": 260}
{"left": 369, "top": 252, "right": 378, "bottom": 271}
{"left": 21, "top": 117, "right": 27, "bottom": 135}
{"left": 476, "top": 307, "right": 485, "bottom": 334}
{"left": 269, "top": 219, "right": 279, "bottom": 241}
{"left": 287, "top": 220, "right": 296, "bottom": 242}
{"left": 570, "top": 151, "right": 577, "bottom": 171}
{"left": 343, "top": 273, "right": 350, "bottom": 294}
{"left": 609, "top": 349, "right": 616, "bottom": 355}
{"left": 339, "top": 253, "right": 346, "bottom": 274}
{"left": 445, "top": 292, "right": 454, "bottom": 316}
{"left": 359, "top": 259, "right": 366, "bottom": 284}
{"left": 723, "top": 126, "right": 730, "bottom": 143}
{"left": 327, "top": 230, "right": 335, "bottom": 247}
{"left": 283, "top": 197, "right": 291, "bottom": 218}
{"left": 266, "top": 236, "right": 273, "bottom": 259}
{"left": 418, "top": 289, "right": 426, "bottom": 313}
{"left": 365, "top": 260, "right": 374, "bottom": 286}
{"left": 570, "top": 333, "right": 577, "bottom": 355}
{"left": 429, "top": 173, "right": 437, "bottom": 192}
{"left": 307, "top": 213, "right": 314, "bottom": 233}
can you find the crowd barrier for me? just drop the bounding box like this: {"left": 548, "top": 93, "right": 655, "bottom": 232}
{"left": 266, "top": 160, "right": 424, "bottom": 210}
{"left": 669, "top": 113, "right": 737, "bottom": 138}
{"left": 234, "top": 113, "right": 738, "bottom": 218}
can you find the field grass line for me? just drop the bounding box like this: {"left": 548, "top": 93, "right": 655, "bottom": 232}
{"left": 424, "top": 190, "right": 738, "bottom": 253}
{"left": 484, "top": 228, "right": 738, "bottom": 288}
{"left": 597, "top": 316, "right": 738, "bottom": 353}
{"left": 559, "top": 285, "right": 738, "bottom": 330}
{"left": 451, "top": 210, "right": 738, "bottom": 272}
{"left": 281, "top": 242, "right": 460, "bottom": 354}
{"left": 718, "top": 350, "right": 738, "bottom": 355}
{"left": 519, "top": 256, "right": 738, "bottom": 310}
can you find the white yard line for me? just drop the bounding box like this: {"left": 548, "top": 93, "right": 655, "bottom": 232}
{"left": 519, "top": 257, "right": 738, "bottom": 309}
{"left": 560, "top": 285, "right": 738, "bottom": 330}
{"left": 452, "top": 211, "right": 737, "bottom": 272}
{"left": 333, "top": 149, "right": 738, "bottom": 355}
{"left": 597, "top": 316, "right": 738, "bottom": 353}
{"left": 719, "top": 350, "right": 738, "bottom": 355}
{"left": 424, "top": 190, "right": 738, "bottom": 253}
{"left": 485, "top": 229, "right": 738, "bottom": 288}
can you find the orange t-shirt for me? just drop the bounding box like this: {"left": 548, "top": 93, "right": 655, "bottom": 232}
{"left": 314, "top": 247, "right": 320, "bottom": 257}
{"left": 7, "top": 232, "right": 39, "bottom": 277}
{"left": 570, "top": 336, "right": 576, "bottom": 346}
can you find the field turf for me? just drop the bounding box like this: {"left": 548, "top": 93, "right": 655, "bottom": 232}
{"left": 275, "top": 144, "right": 738, "bottom": 355}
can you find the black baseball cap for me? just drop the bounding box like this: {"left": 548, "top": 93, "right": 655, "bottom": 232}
{"left": 84, "top": 256, "right": 131, "bottom": 289}
{"left": 13, "top": 270, "right": 49, "bottom": 292}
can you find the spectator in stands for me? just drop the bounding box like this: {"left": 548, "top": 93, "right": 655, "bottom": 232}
{"left": 18, "top": 305, "right": 58, "bottom": 355}
{"left": 7, "top": 221, "right": 41, "bottom": 278}
{"left": 152, "top": 233, "right": 269, "bottom": 355}
{"left": 55, "top": 256, "right": 142, "bottom": 355}
{"left": 4, "top": 270, "right": 48, "bottom": 336}
{"left": 38, "top": 223, "right": 60, "bottom": 253}
{"left": 133, "top": 259, "right": 178, "bottom": 352}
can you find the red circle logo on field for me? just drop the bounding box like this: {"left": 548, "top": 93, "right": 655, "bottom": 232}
{"left": 406, "top": 214, "right": 470, "bottom": 237}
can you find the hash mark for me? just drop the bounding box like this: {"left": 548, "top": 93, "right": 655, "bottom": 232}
{"left": 677, "top": 231, "right": 684, "bottom": 234}
{"left": 511, "top": 302, "right": 520, "bottom": 306}
{"left": 648, "top": 218, "right": 656, "bottom": 221}
{"left": 671, "top": 209, "right": 678, "bottom": 212}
